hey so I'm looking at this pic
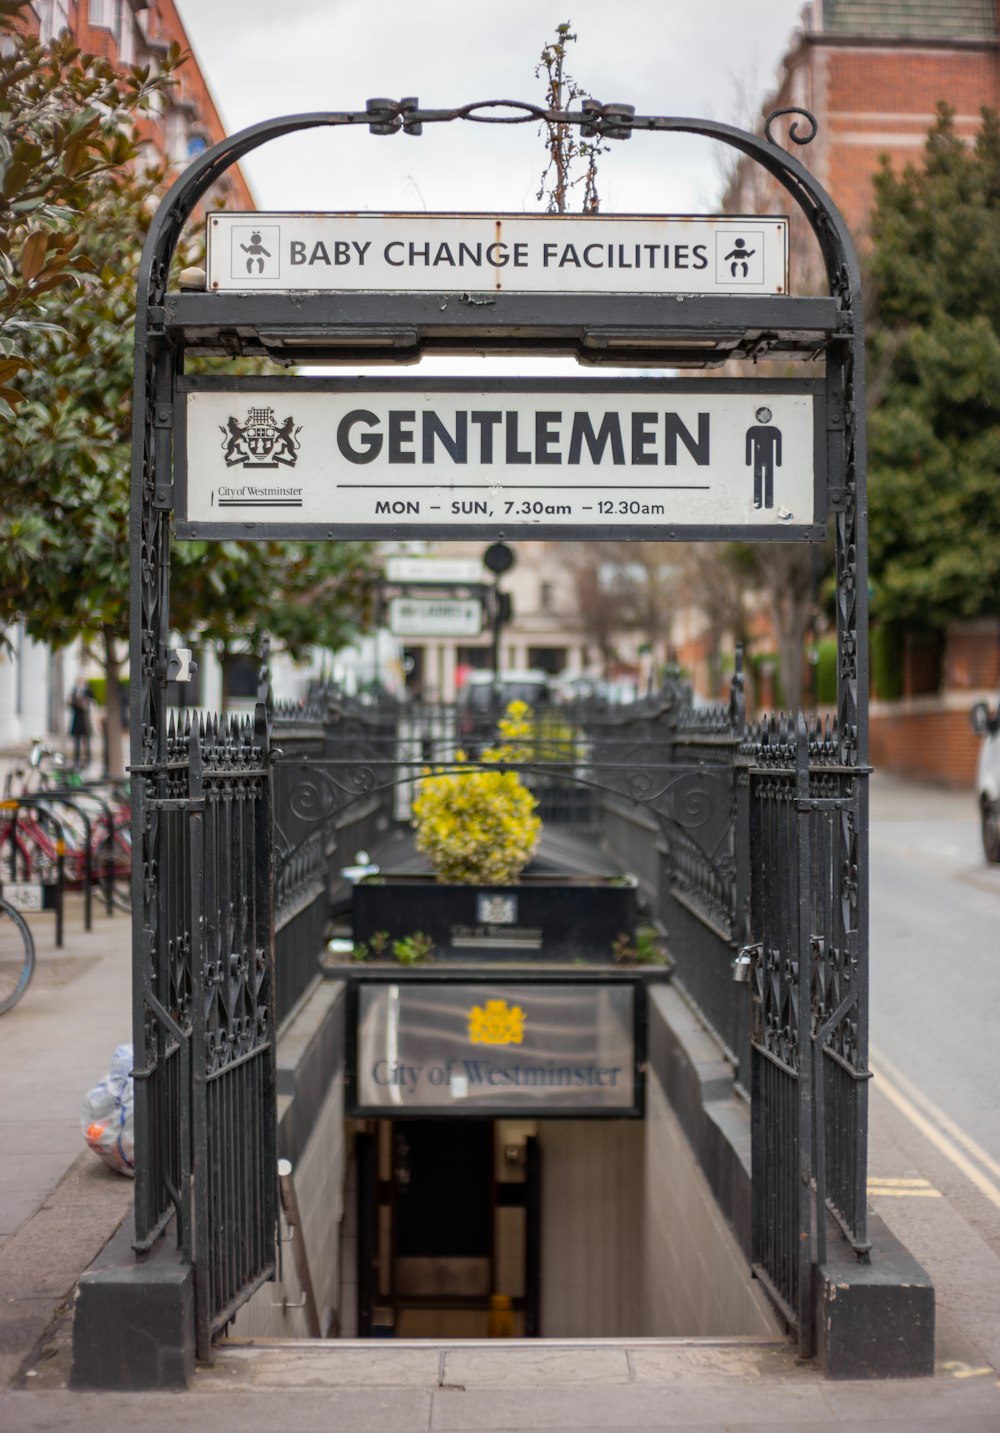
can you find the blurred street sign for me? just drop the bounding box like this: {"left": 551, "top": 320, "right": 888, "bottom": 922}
{"left": 388, "top": 596, "right": 482, "bottom": 637}
{"left": 385, "top": 556, "right": 483, "bottom": 583}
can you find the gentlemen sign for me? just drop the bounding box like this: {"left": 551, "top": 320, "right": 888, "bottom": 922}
{"left": 353, "top": 980, "right": 639, "bottom": 1115}
{"left": 176, "top": 377, "right": 825, "bottom": 541}
{"left": 207, "top": 212, "right": 789, "bottom": 295}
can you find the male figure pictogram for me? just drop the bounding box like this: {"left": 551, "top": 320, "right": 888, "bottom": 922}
{"left": 745, "top": 406, "right": 781, "bottom": 510}
{"left": 240, "top": 230, "right": 271, "bottom": 274}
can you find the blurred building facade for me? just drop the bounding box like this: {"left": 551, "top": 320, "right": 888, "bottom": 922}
{"left": 24, "top": 0, "right": 253, "bottom": 206}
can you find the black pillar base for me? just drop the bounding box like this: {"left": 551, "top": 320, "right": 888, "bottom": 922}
{"left": 817, "top": 1210, "right": 935, "bottom": 1379}
{"left": 71, "top": 1212, "right": 195, "bottom": 1391}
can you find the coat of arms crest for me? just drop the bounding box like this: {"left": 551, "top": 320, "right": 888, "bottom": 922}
{"left": 220, "top": 406, "right": 301, "bottom": 468}
{"left": 467, "top": 998, "right": 525, "bottom": 1046}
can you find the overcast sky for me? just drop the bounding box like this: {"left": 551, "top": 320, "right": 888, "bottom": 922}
{"left": 173, "top": 1, "right": 809, "bottom": 216}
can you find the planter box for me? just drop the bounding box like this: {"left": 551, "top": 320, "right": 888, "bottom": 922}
{"left": 352, "top": 872, "right": 638, "bottom": 964}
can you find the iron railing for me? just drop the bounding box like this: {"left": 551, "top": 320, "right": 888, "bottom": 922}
{"left": 592, "top": 672, "right": 749, "bottom": 1086}
{"left": 132, "top": 705, "right": 277, "bottom": 1357}
{"left": 746, "top": 712, "right": 869, "bottom": 1350}
{"left": 272, "top": 689, "right": 329, "bottom": 1023}
{"left": 135, "top": 672, "right": 868, "bottom": 1356}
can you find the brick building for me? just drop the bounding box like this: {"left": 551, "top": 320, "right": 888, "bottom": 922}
{"left": 721, "top": 0, "right": 1000, "bottom": 784}
{"left": 764, "top": 0, "right": 1000, "bottom": 231}
{"left": 18, "top": 0, "right": 253, "bottom": 206}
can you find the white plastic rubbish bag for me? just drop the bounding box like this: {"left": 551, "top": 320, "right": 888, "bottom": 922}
{"left": 81, "top": 1043, "right": 135, "bottom": 1176}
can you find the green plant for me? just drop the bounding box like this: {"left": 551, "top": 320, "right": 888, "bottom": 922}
{"left": 392, "top": 931, "right": 434, "bottom": 966}
{"left": 814, "top": 637, "right": 838, "bottom": 706}
{"left": 412, "top": 701, "right": 542, "bottom": 885}
{"left": 351, "top": 929, "right": 389, "bottom": 963}
{"left": 611, "top": 924, "right": 667, "bottom": 966}
{"left": 870, "top": 622, "right": 905, "bottom": 701}
{"left": 867, "top": 106, "right": 1000, "bottom": 633}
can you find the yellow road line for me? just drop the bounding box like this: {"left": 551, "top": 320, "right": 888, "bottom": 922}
{"left": 871, "top": 1044, "right": 1000, "bottom": 1185}
{"left": 867, "top": 1176, "right": 934, "bottom": 1187}
{"left": 867, "top": 1187, "right": 942, "bottom": 1198}
{"left": 870, "top": 1044, "right": 1000, "bottom": 1214}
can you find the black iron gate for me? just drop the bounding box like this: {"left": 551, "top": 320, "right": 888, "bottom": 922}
{"left": 129, "top": 97, "right": 869, "bottom": 1357}
{"left": 130, "top": 695, "right": 277, "bottom": 1353}
{"left": 746, "top": 714, "right": 868, "bottom": 1347}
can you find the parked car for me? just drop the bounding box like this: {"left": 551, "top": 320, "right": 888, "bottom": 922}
{"left": 971, "top": 695, "right": 1000, "bottom": 863}
{"left": 456, "top": 669, "right": 552, "bottom": 749}
{"left": 552, "top": 673, "right": 609, "bottom": 705}
{"left": 552, "top": 674, "right": 641, "bottom": 706}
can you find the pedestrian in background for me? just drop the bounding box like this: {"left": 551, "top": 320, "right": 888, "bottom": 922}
{"left": 68, "top": 678, "right": 95, "bottom": 769}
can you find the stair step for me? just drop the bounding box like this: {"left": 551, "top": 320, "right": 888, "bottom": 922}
{"left": 203, "top": 1336, "right": 797, "bottom": 1391}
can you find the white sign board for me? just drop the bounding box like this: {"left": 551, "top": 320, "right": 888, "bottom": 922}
{"left": 1, "top": 882, "right": 43, "bottom": 912}
{"left": 177, "top": 378, "right": 824, "bottom": 541}
{"left": 207, "top": 212, "right": 789, "bottom": 296}
{"left": 389, "top": 596, "right": 482, "bottom": 637}
{"left": 385, "top": 556, "right": 483, "bottom": 583}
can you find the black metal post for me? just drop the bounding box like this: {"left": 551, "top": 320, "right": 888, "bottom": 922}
{"left": 491, "top": 579, "right": 501, "bottom": 681}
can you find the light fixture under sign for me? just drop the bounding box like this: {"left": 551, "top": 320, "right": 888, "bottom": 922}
{"left": 259, "top": 327, "right": 419, "bottom": 349}
{"left": 582, "top": 330, "right": 728, "bottom": 350}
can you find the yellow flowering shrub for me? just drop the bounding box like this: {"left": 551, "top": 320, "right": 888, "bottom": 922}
{"left": 412, "top": 701, "right": 542, "bottom": 884}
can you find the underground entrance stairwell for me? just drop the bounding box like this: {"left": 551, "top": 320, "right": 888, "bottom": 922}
{"left": 69, "top": 93, "right": 933, "bottom": 1389}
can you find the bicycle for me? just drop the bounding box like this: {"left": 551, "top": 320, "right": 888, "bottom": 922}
{"left": 0, "top": 895, "right": 36, "bottom": 1014}
{"left": 3, "top": 744, "right": 132, "bottom": 911}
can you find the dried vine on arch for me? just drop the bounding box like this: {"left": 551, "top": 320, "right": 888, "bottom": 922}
{"left": 535, "top": 22, "right": 609, "bottom": 213}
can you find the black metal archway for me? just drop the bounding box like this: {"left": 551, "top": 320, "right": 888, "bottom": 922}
{"left": 129, "top": 99, "right": 869, "bottom": 1357}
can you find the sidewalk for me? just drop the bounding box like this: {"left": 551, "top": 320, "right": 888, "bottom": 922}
{"left": 1, "top": 777, "right": 999, "bottom": 1429}
{"left": 0, "top": 894, "right": 134, "bottom": 1388}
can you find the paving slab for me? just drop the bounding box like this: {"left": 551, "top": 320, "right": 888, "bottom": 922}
{"left": 442, "top": 1344, "right": 632, "bottom": 1388}
{"left": 0, "top": 1154, "right": 131, "bottom": 1384}
{"left": 0, "top": 1387, "right": 435, "bottom": 1433}
{"left": 628, "top": 1341, "right": 808, "bottom": 1383}
{"left": 203, "top": 1342, "right": 444, "bottom": 1388}
{"left": 6, "top": 1357, "right": 1000, "bottom": 1433}
{"left": 819, "top": 1368, "right": 1000, "bottom": 1422}
{"left": 428, "top": 1377, "right": 834, "bottom": 1429}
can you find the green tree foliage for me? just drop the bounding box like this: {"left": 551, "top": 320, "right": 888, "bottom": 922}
{"left": 0, "top": 22, "right": 373, "bottom": 770}
{"left": 0, "top": 0, "right": 178, "bottom": 413}
{"left": 0, "top": 159, "right": 169, "bottom": 771}
{"left": 868, "top": 104, "right": 1000, "bottom": 629}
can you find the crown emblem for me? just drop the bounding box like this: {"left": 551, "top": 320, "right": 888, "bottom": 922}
{"left": 220, "top": 406, "right": 301, "bottom": 468}
{"left": 467, "top": 998, "right": 525, "bottom": 1046}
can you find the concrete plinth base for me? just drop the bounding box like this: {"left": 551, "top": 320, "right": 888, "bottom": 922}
{"left": 817, "top": 1211, "right": 935, "bottom": 1379}
{"left": 71, "top": 1213, "right": 195, "bottom": 1390}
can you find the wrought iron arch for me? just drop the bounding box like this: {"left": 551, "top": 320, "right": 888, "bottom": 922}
{"left": 131, "top": 99, "right": 868, "bottom": 778}
{"left": 128, "top": 100, "right": 870, "bottom": 1359}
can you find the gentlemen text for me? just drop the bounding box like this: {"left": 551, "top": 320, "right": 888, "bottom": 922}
{"left": 336, "top": 407, "right": 710, "bottom": 467}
